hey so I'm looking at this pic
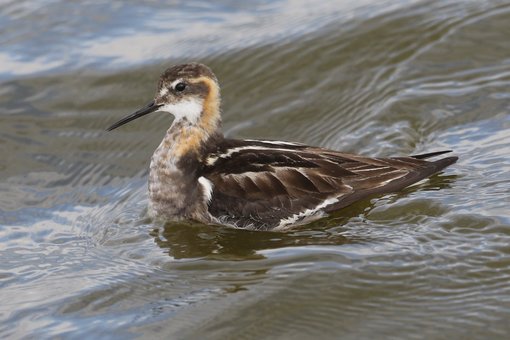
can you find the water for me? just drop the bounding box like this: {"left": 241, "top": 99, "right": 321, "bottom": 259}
{"left": 1, "top": 0, "right": 510, "bottom": 338}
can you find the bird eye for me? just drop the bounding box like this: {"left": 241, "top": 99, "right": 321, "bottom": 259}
{"left": 174, "top": 82, "right": 186, "bottom": 92}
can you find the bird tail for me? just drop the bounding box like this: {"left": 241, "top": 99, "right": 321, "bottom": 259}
{"left": 411, "top": 150, "right": 453, "bottom": 159}
{"left": 410, "top": 150, "right": 458, "bottom": 173}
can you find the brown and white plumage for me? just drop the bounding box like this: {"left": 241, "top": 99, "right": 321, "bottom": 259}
{"left": 107, "top": 63, "right": 458, "bottom": 231}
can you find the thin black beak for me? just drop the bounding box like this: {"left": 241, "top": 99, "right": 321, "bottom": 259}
{"left": 106, "top": 101, "right": 162, "bottom": 131}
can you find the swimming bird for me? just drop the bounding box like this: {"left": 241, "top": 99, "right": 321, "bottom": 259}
{"left": 107, "top": 63, "right": 457, "bottom": 230}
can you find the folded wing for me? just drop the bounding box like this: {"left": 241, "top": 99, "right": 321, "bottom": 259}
{"left": 201, "top": 139, "right": 457, "bottom": 230}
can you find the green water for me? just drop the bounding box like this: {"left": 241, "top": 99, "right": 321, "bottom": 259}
{"left": 1, "top": 0, "right": 510, "bottom": 338}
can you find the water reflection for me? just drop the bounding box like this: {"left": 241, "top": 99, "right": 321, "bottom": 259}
{"left": 151, "top": 222, "right": 351, "bottom": 260}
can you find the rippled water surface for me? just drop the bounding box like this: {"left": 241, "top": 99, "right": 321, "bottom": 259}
{"left": 1, "top": 0, "right": 510, "bottom": 338}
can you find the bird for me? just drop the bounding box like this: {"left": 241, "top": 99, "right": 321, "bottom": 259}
{"left": 106, "top": 63, "right": 458, "bottom": 231}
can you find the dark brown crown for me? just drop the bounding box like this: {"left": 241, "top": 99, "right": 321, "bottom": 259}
{"left": 158, "top": 63, "right": 217, "bottom": 87}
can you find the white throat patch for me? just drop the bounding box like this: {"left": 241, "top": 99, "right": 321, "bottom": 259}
{"left": 160, "top": 98, "right": 203, "bottom": 124}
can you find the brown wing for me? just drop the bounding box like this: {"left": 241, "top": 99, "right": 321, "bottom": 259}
{"left": 201, "top": 139, "right": 457, "bottom": 230}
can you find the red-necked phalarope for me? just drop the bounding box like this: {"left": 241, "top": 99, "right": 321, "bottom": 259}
{"left": 107, "top": 63, "right": 457, "bottom": 230}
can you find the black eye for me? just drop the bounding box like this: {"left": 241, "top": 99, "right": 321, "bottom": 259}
{"left": 174, "top": 82, "right": 186, "bottom": 92}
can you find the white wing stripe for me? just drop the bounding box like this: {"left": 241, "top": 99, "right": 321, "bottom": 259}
{"left": 275, "top": 197, "right": 339, "bottom": 230}
{"left": 243, "top": 139, "right": 302, "bottom": 146}
{"left": 207, "top": 146, "right": 303, "bottom": 166}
